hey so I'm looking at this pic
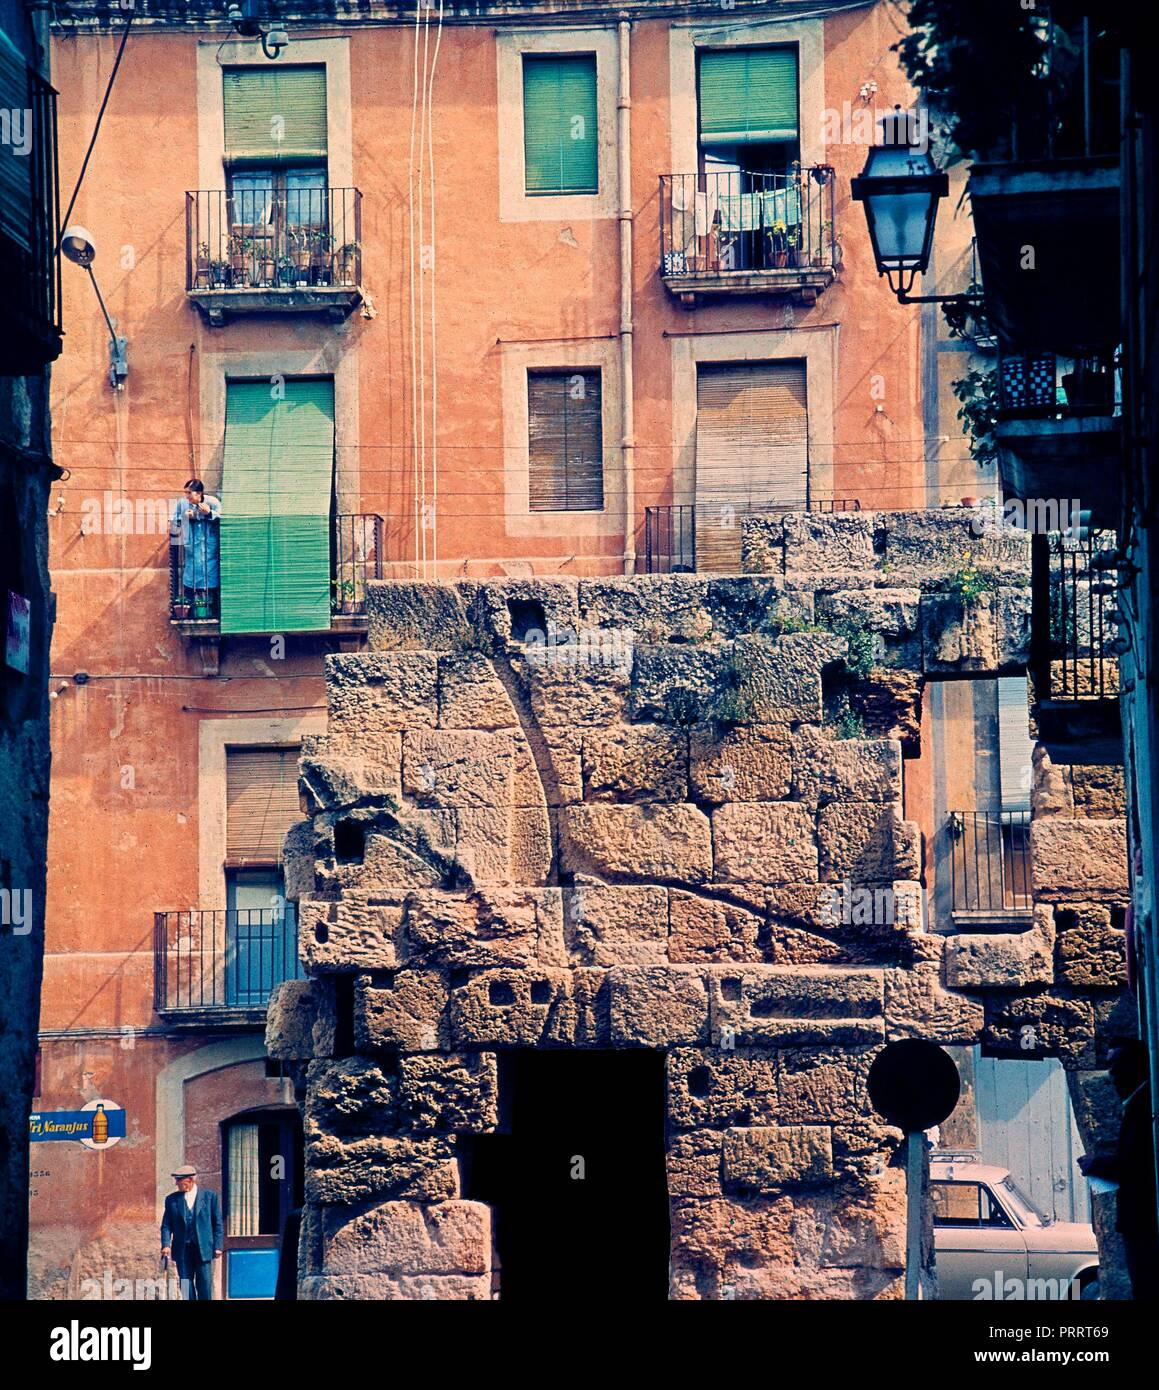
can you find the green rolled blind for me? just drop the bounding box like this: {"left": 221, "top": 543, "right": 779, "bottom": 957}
{"left": 698, "top": 47, "right": 799, "bottom": 147}
{"left": 220, "top": 379, "right": 334, "bottom": 635}
{"left": 523, "top": 54, "right": 598, "bottom": 194}
{"left": 0, "top": 29, "right": 32, "bottom": 249}
{"left": 223, "top": 66, "right": 328, "bottom": 163}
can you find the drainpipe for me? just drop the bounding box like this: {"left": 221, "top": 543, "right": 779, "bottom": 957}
{"left": 617, "top": 15, "right": 636, "bottom": 575}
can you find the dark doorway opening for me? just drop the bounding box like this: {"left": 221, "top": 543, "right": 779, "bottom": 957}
{"left": 462, "top": 1050, "right": 670, "bottom": 1300}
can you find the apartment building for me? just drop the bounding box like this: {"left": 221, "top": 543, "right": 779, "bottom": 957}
{"left": 32, "top": 0, "right": 1051, "bottom": 1299}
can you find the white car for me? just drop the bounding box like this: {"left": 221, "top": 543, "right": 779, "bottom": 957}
{"left": 931, "top": 1153, "right": 1100, "bottom": 1300}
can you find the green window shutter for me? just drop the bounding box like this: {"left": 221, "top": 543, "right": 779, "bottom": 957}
{"left": 698, "top": 47, "right": 799, "bottom": 147}
{"left": 523, "top": 54, "right": 598, "bottom": 194}
{"left": 0, "top": 30, "right": 32, "bottom": 249}
{"left": 528, "top": 370, "right": 604, "bottom": 512}
{"left": 219, "top": 379, "right": 334, "bottom": 634}
{"left": 223, "top": 66, "right": 328, "bottom": 163}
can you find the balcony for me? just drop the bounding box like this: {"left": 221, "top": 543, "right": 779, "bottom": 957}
{"left": 153, "top": 907, "right": 303, "bottom": 1027}
{"left": 0, "top": 65, "right": 62, "bottom": 372}
{"left": 995, "top": 347, "right": 1121, "bottom": 525}
{"left": 948, "top": 811, "right": 1033, "bottom": 929}
{"left": 659, "top": 168, "right": 838, "bottom": 307}
{"left": 644, "top": 498, "right": 861, "bottom": 575}
{"left": 169, "top": 512, "right": 384, "bottom": 637}
{"left": 1029, "top": 529, "right": 1122, "bottom": 764}
{"left": 185, "top": 187, "right": 362, "bottom": 325}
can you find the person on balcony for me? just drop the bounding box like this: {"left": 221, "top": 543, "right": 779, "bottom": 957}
{"left": 171, "top": 478, "right": 221, "bottom": 618}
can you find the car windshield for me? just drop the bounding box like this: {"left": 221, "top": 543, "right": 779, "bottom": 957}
{"left": 998, "top": 1176, "right": 1049, "bottom": 1227}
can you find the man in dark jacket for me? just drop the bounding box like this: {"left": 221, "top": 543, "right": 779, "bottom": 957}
{"left": 161, "top": 1164, "right": 223, "bottom": 1301}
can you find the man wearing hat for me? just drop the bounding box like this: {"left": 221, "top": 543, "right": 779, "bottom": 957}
{"left": 161, "top": 1164, "right": 223, "bottom": 1301}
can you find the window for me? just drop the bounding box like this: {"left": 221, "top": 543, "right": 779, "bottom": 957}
{"left": 222, "top": 66, "right": 329, "bottom": 279}
{"left": 697, "top": 46, "right": 800, "bottom": 174}
{"left": 224, "top": 747, "right": 302, "bottom": 1009}
{"left": 218, "top": 378, "right": 335, "bottom": 634}
{"left": 522, "top": 54, "right": 598, "bottom": 194}
{"left": 931, "top": 1182, "right": 1015, "bottom": 1230}
{"left": 527, "top": 370, "right": 604, "bottom": 512}
{"left": 694, "top": 361, "right": 807, "bottom": 573}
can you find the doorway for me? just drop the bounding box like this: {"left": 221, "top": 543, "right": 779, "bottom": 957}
{"left": 462, "top": 1051, "right": 670, "bottom": 1300}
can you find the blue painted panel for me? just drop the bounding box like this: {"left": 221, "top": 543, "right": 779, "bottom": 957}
{"left": 227, "top": 1247, "right": 279, "bottom": 1299}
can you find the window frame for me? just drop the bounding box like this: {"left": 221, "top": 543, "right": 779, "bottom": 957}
{"left": 521, "top": 51, "right": 599, "bottom": 197}
{"left": 526, "top": 366, "right": 606, "bottom": 515}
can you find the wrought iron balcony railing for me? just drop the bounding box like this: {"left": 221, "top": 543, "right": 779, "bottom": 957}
{"left": 154, "top": 907, "right": 303, "bottom": 1017}
{"left": 167, "top": 512, "right": 384, "bottom": 626}
{"left": 643, "top": 497, "right": 862, "bottom": 575}
{"left": 659, "top": 167, "right": 837, "bottom": 283}
{"left": 997, "top": 347, "right": 1119, "bottom": 418}
{"left": 185, "top": 187, "right": 362, "bottom": 293}
{"left": 948, "top": 811, "right": 1033, "bottom": 920}
{"left": 1034, "top": 529, "right": 1118, "bottom": 702}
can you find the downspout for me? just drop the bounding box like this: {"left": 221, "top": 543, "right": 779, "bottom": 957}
{"left": 617, "top": 15, "right": 636, "bottom": 574}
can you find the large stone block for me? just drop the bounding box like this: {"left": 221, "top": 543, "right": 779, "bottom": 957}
{"left": 944, "top": 906, "right": 1055, "bottom": 990}
{"left": 400, "top": 889, "right": 548, "bottom": 970}
{"left": 448, "top": 968, "right": 609, "bottom": 1047}
{"left": 399, "top": 1053, "right": 499, "bottom": 1133}
{"left": 689, "top": 726, "right": 791, "bottom": 804}
{"left": 300, "top": 895, "right": 405, "bottom": 974}
{"left": 776, "top": 1048, "right": 872, "bottom": 1124}
{"left": 525, "top": 641, "right": 631, "bottom": 728}
{"left": 881, "top": 509, "right": 1030, "bottom": 589}
{"left": 563, "top": 885, "right": 669, "bottom": 967}
{"left": 1032, "top": 818, "right": 1128, "bottom": 899}
{"left": 723, "top": 1126, "right": 834, "bottom": 1190}
{"left": 306, "top": 1134, "right": 459, "bottom": 1205}
{"left": 790, "top": 728, "right": 902, "bottom": 808}
{"left": 816, "top": 588, "right": 920, "bottom": 638}
{"left": 817, "top": 803, "right": 921, "bottom": 884}
{"left": 982, "top": 993, "right": 1097, "bottom": 1068}
{"left": 300, "top": 1272, "right": 491, "bottom": 1301}
{"left": 366, "top": 580, "right": 478, "bottom": 652}
{"left": 733, "top": 632, "right": 844, "bottom": 723}
{"left": 437, "top": 651, "right": 516, "bottom": 730}
{"left": 668, "top": 890, "right": 764, "bottom": 964}
{"left": 1054, "top": 904, "right": 1127, "bottom": 989}
{"left": 783, "top": 511, "right": 876, "bottom": 586}
{"left": 319, "top": 1200, "right": 491, "bottom": 1277}
{"left": 921, "top": 593, "right": 1000, "bottom": 673}
{"left": 401, "top": 730, "right": 514, "bottom": 808}
{"left": 608, "top": 966, "right": 711, "bottom": 1046}
{"left": 712, "top": 803, "right": 818, "bottom": 884}
{"left": 577, "top": 574, "right": 714, "bottom": 641}
{"left": 560, "top": 804, "right": 712, "bottom": 884}
{"left": 299, "top": 748, "right": 402, "bottom": 816}
{"left": 326, "top": 653, "right": 437, "bottom": 738}
{"left": 581, "top": 725, "right": 688, "bottom": 803}
{"left": 666, "top": 1048, "right": 781, "bottom": 1130}
{"left": 356, "top": 971, "right": 449, "bottom": 1052}
{"left": 709, "top": 966, "right": 885, "bottom": 1047}
{"left": 267, "top": 979, "right": 332, "bottom": 1061}
{"left": 883, "top": 962, "right": 985, "bottom": 1045}
{"left": 305, "top": 1058, "right": 400, "bottom": 1138}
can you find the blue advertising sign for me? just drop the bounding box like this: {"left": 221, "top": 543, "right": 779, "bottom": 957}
{"left": 30, "top": 1106, "right": 127, "bottom": 1144}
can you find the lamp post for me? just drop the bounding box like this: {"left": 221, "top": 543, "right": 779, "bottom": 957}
{"left": 60, "top": 226, "right": 128, "bottom": 390}
{"left": 851, "top": 106, "right": 984, "bottom": 310}
{"left": 227, "top": 1, "right": 290, "bottom": 60}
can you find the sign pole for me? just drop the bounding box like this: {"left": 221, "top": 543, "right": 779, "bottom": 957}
{"left": 905, "top": 1130, "right": 923, "bottom": 1300}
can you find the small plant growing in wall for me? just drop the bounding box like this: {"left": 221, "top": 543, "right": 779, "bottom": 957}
{"left": 948, "top": 563, "right": 993, "bottom": 604}
{"left": 825, "top": 693, "right": 866, "bottom": 741}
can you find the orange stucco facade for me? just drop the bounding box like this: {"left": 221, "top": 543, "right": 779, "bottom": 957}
{"left": 33, "top": 1, "right": 986, "bottom": 1298}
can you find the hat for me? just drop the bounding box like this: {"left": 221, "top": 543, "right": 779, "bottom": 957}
{"left": 172, "top": 1164, "right": 198, "bottom": 1178}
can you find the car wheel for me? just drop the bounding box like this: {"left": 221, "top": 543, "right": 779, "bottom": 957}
{"left": 1079, "top": 1273, "right": 1100, "bottom": 1301}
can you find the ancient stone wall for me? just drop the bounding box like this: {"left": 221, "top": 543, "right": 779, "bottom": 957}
{"left": 268, "top": 510, "right": 1129, "bottom": 1299}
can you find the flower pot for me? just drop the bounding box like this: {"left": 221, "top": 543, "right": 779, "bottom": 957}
{"left": 961, "top": 496, "right": 979, "bottom": 507}
{"left": 773, "top": 251, "right": 788, "bottom": 268}
{"left": 172, "top": 604, "right": 190, "bottom": 620}
{"left": 259, "top": 259, "right": 276, "bottom": 286}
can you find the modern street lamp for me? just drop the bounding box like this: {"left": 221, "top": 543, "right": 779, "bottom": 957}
{"left": 851, "top": 106, "right": 983, "bottom": 309}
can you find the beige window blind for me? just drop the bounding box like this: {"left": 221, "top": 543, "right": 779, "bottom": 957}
{"left": 527, "top": 369, "right": 604, "bottom": 512}
{"left": 226, "top": 747, "right": 302, "bottom": 865}
{"left": 694, "top": 360, "right": 808, "bottom": 573}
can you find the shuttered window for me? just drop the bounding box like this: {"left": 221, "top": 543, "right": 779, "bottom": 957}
{"left": 698, "top": 47, "right": 799, "bottom": 147}
{"left": 219, "top": 378, "right": 334, "bottom": 635}
{"left": 523, "top": 54, "right": 598, "bottom": 194}
{"left": 0, "top": 30, "right": 32, "bottom": 249}
{"left": 223, "top": 66, "right": 328, "bottom": 164}
{"left": 528, "top": 369, "right": 604, "bottom": 512}
{"left": 226, "top": 747, "right": 301, "bottom": 865}
{"left": 998, "top": 677, "right": 1033, "bottom": 813}
{"left": 695, "top": 361, "right": 808, "bottom": 573}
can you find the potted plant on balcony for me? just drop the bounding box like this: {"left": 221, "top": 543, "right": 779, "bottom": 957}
{"left": 785, "top": 227, "right": 800, "bottom": 269}
{"left": 192, "top": 589, "right": 211, "bottom": 620}
{"left": 770, "top": 219, "right": 789, "bottom": 268}
{"left": 335, "top": 240, "right": 360, "bottom": 286}
{"left": 227, "top": 234, "right": 251, "bottom": 287}
{"left": 311, "top": 231, "right": 334, "bottom": 285}
{"left": 256, "top": 247, "right": 277, "bottom": 287}
{"left": 290, "top": 230, "right": 312, "bottom": 284}
{"left": 172, "top": 599, "right": 190, "bottom": 620}
{"left": 195, "top": 242, "right": 212, "bottom": 289}
{"left": 277, "top": 255, "right": 295, "bottom": 288}
{"left": 332, "top": 577, "right": 358, "bottom": 615}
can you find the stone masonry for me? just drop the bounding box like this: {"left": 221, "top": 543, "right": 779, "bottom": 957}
{"left": 268, "top": 510, "right": 1130, "bottom": 1299}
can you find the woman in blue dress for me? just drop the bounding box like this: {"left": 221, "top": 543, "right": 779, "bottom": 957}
{"left": 171, "top": 479, "right": 221, "bottom": 617}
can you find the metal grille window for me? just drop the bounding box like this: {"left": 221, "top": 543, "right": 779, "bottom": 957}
{"left": 527, "top": 369, "right": 604, "bottom": 512}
